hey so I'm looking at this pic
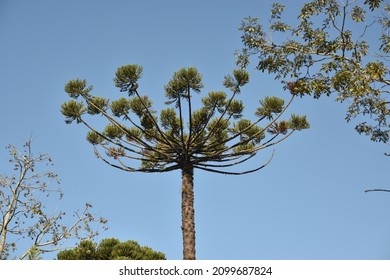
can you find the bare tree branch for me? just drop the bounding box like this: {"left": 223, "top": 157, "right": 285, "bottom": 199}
{"left": 365, "top": 189, "right": 390, "bottom": 193}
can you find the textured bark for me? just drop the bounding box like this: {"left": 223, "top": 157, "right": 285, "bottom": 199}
{"left": 181, "top": 164, "right": 196, "bottom": 260}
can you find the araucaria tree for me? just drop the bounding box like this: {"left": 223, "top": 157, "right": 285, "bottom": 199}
{"left": 237, "top": 0, "right": 389, "bottom": 144}
{"left": 61, "top": 65, "right": 309, "bottom": 259}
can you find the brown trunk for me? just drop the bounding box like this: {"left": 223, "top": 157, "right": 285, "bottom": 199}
{"left": 181, "top": 164, "right": 196, "bottom": 260}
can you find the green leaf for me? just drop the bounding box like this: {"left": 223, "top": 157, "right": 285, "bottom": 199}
{"left": 231, "top": 119, "right": 264, "bottom": 144}
{"left": 202, "top": 91, "right": 227, "bottom": 112}
{"left": 111, "top": 97, "right": 131, "bottom": 117}
{"left": 113, "top": 64, "right": 143, "bottom": 94}
{"left": 233, "top": 142, "right": 255, "bottom": 154}
{"left": 87, "top": 96, "right": 109, "bottom": 115}
{"left": 140, "top": 114, "right": 157, "bottom": 130}
{"left": 363, "top": 0, "right": 382, "bottom": 11}
{"left": 222, "top": 74, "right": 237, "bottom": 92}
{"left": 233, "top": 69, "right": 250, "bottom": 87}
{"left": 289, "top": 114, "right": 310, "bottom": 130}
{"left": 125, "top": 127, "right": 143, "bottom": 142}
{"left": 223, "top": 69, "right": 250, "bottom": 93}
{"left": 351, "top": 6, "right": 366, "bottom": 22}
{"left": 206, "top": 118, "right": 229, "bottom": 150}
{"left": 64, "top": 79, "right": 93, "bottom": 98}
{"left": 226, "top": 99, "right": 244, "bottom": 119}
{"left": 256, "top": 96, "right": 285, "bottom": 119}
{"left": 129, "top": 96, "right": 153, "bottom": 117}
{"left": 270, "top": 21, "right": 290, "bottom": 32}
{"left": 267, "top": 120, "right": 290, "bottom": 135}
{"left": 86, "top": 131, "right": 104, "bottom": 145}
{"left": 271, "top": 3, "right": 285, "bottom": 20}
{"left": 60, "top": 100, "right": 86, "bottom": 124}
{"left": 160, "top": 108, "right": 180, "bottom": 131}
{"left": 164, "top": 67, "right": 204, "bottom": 104}
{"left": 103, "top": 123, "right": 125, "bottom": 139}
{"left": 191, "top": 107, "right": 209, "bottom": 134}
{"left": 331, "top": 70, "right": 353, "bottom": 92}
{"left": 176, "top": 67, "right": 204, "bottom": 93}
{"left": 286, "top": 79, "right": 311, "bottom": 96}
{"left": 107, "top": 147, "right": 126, "bottom": 159}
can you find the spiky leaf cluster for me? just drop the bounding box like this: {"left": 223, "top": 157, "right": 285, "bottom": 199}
{"left": 114, "top": 65, "right": 143, "bottom": 95}
{"left": 61, "top": 100, "right": 86, "bottom": 124}
{"left": 61, "top": 64, "right": 309, "bottom": 174}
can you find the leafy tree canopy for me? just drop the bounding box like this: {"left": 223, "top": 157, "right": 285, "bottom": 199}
{"left": 237, "top": 0, "right": 389, "bottom": 143}
{"left": 57, "top": 238, "right": 165, "bottom": 260}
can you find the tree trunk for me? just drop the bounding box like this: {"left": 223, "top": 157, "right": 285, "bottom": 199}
{"left": 0, "top": 223, "right": 7, "bottom": 258}
{"left": 181, "top": 163, "right": 196, "bottom": 260}
{"left": 0, "top": 183, "right": 19, "bottom": 258}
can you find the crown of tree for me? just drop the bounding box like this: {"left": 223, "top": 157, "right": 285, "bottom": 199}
{"left": 61, "top": 65, "right": 309, "bottom": 175}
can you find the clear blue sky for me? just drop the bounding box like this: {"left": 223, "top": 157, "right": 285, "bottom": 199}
{"left": 0, "top": 0, "right": 389, "bottom": 260}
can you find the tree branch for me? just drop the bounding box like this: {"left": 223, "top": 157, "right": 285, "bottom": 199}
{"left": 93, "top": 146, "right": 179, "bottom": 173}
{"left": 194, "top": 150, "right": 274, "bottom": 175}
{"left": 364, "top": 189, "right": 390, "bottom": 193}
{"left": 134, "top": 90, "right": 181, "bottom": 152}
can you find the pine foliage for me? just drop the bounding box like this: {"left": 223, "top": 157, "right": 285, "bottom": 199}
{"left": 61, "top": 65, "right": 309, "bottom": 175}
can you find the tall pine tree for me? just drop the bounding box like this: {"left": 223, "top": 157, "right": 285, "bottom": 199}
{"left": 61, "top": 65, "right": 309, "bottom": 259}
